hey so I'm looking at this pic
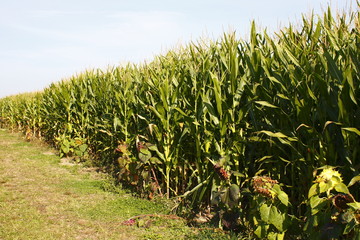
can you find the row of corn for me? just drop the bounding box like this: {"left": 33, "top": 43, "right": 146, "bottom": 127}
{"left": 0, "top": 7, "right": 359, "bottom": 229}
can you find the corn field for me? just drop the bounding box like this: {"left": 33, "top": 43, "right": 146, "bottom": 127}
{"left": 1, "top": 7, "right": 359, "bottom": 238}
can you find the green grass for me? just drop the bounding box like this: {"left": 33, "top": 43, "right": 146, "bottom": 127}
{"left": 0, "top": 129, "right": 233, "bottom": 239}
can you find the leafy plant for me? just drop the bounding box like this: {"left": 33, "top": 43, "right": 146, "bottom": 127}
{"left": 304, "top": 166, "right": 360, "bottom": 239}
{"left": 55, "top": 135, "right": 88, "bottom": 160}
{"left": 247, "top": 176, "right": 290, "bottom": 239}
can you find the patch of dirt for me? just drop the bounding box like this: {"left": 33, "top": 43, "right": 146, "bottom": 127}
{"left": 42, "top": 151, "right": 56, "bottom": 155}
{"left": 59, "top": 157, "right": 77, "bottom": 166}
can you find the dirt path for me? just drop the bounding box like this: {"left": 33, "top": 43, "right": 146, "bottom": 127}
{"left": 0, "top": 129, "right": 197, "bottom": 240}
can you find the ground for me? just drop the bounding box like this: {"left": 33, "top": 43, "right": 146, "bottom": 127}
{"left": 0, "top": 129, "right": 234, "bottom": 240}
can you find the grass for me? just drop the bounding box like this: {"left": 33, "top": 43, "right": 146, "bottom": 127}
{"left": 0, "top": 129, "right": 234, "bottom": 239}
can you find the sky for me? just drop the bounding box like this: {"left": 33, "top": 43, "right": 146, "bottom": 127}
{"left": 0, "top": 0, "right": 355, "bottom": 98}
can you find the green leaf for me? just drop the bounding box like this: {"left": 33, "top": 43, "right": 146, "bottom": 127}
{"left": 147, "top": 145, "right": 158, "bottom": 152}
{"left": 348, "top": 175, "right": 360, "bottom": 187}
{"left": 347, "top": 202, "right": 360, "bottom": 210}
{"left": 334, "top": 183, "right": 350, "bottom": 194}
{"left": 312, "top": 21, "right": 321, "bottom": 41}
{"left": 138, "top": 152, "right": 151, "bottom": 162}
{"left": 268, "top": 232, "right": 285, "bottom": 240}
{"left": 250, "top": 20, "right": 257, "bottom": 47}
{"left": 268, "top": 76, "right": 282, "bottom": 85}
{"left": 273, "top": 184, "right": 289, "bottom": 207}
{"left": 307, "top": 84, "right": 317, "bottom": 101}
{"left": 260, "top": 203, "right": 271, "bottom": 223}
{"left": 308, "top": 184, "right": 319, "bottom": 198}
{"left": 255, "top": 155, "right": 273, "bottom": 163}
{"left": 277, "top": 93, "right": 290, "bottom": 100}
{"left": 257, "top": 130, "right": 288, "bottom": 138}
{"left": 231, "top": 171, "right": 245, "bottom": 178}
{"left": 74, "top": 149, "right": 83, "bottom": 157}
{"left": 296, "top": 123, "right": 312, "bottom": 131}
{"left": 269, "top": 205, "right": 285, "bottom": 232}
{"left": 210, "top": 72, "right": 223, "bottom": 116}
{"left": 174, "top": 107, "right": 188, "bottom": 117}
{"left": 323, "top": 121, "right": 342, "bottom": 131}
{"left": 149, "top": 157, "right": 162, "bottom": 165}
{"left": 140, "top": 148, "right": 151, "bottom": 155}
{"left": 78, "top": 144, "right": 88, "bottom": 153}
{"left": 254, "top": 224, "right": 269, "bottom": 238}
{"left": 342, "top": 127, "right": 360, "bottom": 136}
{"left": 309, "top": 196, "right": 327, "bottom": 215}
{"left": 318, "top": 181, "right": 329, "bottom": 194}
{"left": 148, "top": 105, "right": 164, "bottom": 122}
{"left": 284, "top": 47, "right": 301, "bottom": 67}
{"left": 61, "top": 142, "right": 70, "bottom": 154}
{"left": 324, "top": 51, "right": 343, "bottom": 81}
{"left": 255, "top": 101, "right": 279, "bottom": 108}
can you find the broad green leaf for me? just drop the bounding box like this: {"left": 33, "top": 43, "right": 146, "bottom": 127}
{"left": 348, "top": 175, "right": 360, "bottom": 187}
{"left": 74, "top": 149, "right": 83, "bottom": 157}
{"left": 272, "top": 184, "right": 289, "bottom": 206}
{"left": 347, "top": 202, "right": 360, "bottom": 210}
{"left": 268, "top": 232, "right": 285, "bottom": 240}
{"left": 147, "top": 144, "right": 158, "bottom": 152}
{"left": 140, "top": 148, "right": 151, "bottom": 155}
{"left": 149, "top": 157, "right": 162, "bottom": 165}
{"left": 309, "top": 196, "right": 327, "bottom": 215}
{"left": 138, "top": 152, "right": 151, "bottom": 162}
{"left": 78, "top": 144, "right": 88, "bottom": 153}
{"left": 269, "top": 205, "right": 285, "bottom": 232}
{"left": 318, "top": 181, "right": 329, "bottom": 194}
{"left": 61, "top": 144, "right": 70, "bottom": 154}
{"left": 260, "top": 203, "right": 271, "bottom": 223}
{"left": 334, "top": 182, "right": 350, "bottom": 194}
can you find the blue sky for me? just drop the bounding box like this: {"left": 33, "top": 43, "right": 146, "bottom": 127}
{"left": 0, "top": 0, "right": 355, "bottom": 98}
